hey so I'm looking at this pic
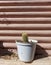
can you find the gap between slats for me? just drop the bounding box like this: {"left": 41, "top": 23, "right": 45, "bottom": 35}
{"left": 0, "top": 8, "right": 51, "bottom": 12}
{"left": 0, "top": 21, "right": 51, "bottom": 24}
{"left": 1, "top": 15, "right": 51, "bottom": 18}
{"left": 0, "top": 2, "right": 51, "bottom": 6}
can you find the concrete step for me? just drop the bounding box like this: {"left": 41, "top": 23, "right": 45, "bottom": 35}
{"left": 0, "top": 56, "right": 50, "bottom": 65}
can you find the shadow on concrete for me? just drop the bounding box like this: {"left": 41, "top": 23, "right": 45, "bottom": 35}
{"left": 0, "top": 41, "right": 13, "bottom": 56}
{"left": 24, "top": 44, "right": 48, "bottom": 63}
{"left": 0, "top": 41, "right": 48, "bottom": 61}
{"left": 34, "top": 44, "right": 48, "bottom": 60}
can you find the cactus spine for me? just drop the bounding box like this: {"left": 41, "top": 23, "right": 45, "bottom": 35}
{"left": 22, "top": 32, "right": 28, "bottom": 43}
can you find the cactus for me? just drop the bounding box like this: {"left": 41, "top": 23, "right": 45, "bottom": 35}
{"left": 22, "top": 32, "right": 28, "bottom": 43}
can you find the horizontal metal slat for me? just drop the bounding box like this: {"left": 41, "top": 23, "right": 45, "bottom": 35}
{"left": 0, "top": 6, "right": 51, "bottom": 8}
{"left": 0, "top": 42, "right": 16, "bottom": 49}
{"left": 37, "top": 43, "right": 51, "bottom": 50}
{"left": 0, "top": 18, "right": 51, "bottom": 21}
{"left": 0, "top": 24, "right": 51, "bottom": 30}
{"left": 0, "top": 12, "right": 51, "bottom": 15}
{"left": 0, "top": 6, "right": 51, "bottom": 12}
{"left": 0, "top": 0, "right": 51, "bottom": 3}
{"left": 0, "top": 36, "right": 51, "bottom": 43}
{"left": 0, "top": 42, "right": 51, "bottom": 50}
{"left": 0, "top": 12, "right": 51, "bottom": 18}
{"left": 0, "top": 21, "right": 51, "bottom": 24}
{"left": 0, "top": 30, "right": 51, "bottom": 37}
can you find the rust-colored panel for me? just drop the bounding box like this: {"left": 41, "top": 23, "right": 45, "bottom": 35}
{"left": 0, "top": 1, "right": 51, "bottom": 56}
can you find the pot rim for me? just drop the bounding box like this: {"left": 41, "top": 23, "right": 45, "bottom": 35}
{"left": 16, "top": 39, "right": 38, "bottom": 46}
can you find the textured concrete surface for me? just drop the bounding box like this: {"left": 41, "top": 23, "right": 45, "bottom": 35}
{"left": 0, "top": 56, "right": 51, "bottom": 65}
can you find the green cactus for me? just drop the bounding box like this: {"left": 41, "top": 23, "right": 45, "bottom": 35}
{"left": 22, "top": 32, "right": 28, "bottom": 43}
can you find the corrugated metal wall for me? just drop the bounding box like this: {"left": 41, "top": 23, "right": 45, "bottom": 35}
{"left": 0, "top": 0, "right": 51, "bottom": 56}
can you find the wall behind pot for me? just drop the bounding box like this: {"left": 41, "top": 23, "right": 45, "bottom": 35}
{"left": 0, "top": 0, "right": 51, "bottom": 56}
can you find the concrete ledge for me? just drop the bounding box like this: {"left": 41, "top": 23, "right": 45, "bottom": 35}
{"left": 0, "top": 55, "right": 51, "bottom": 65}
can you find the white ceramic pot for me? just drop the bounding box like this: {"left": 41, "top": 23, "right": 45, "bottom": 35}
{"left": 16, "top": 40, "right": 37, "bottom": 62}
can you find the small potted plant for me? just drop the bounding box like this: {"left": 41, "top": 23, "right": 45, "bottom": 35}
{"left": 16, "top": 32, "right": 37, "bottom": 62}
